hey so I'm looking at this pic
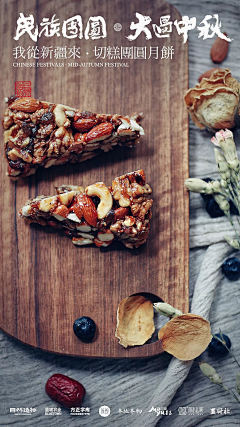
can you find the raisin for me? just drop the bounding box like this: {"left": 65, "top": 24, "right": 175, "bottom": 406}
{"left": 75, "top": 110, "right": 96, "bottom": 120}
{"left": 105, "top": 209, "right": 115, "bottom": 224}
{"left": 91, "top": 196, "right": 100, "bottom": 207}
{"left": 113, "top": 199, "right": 120, "bottom": 209}
{"left": 5, "top": 146, "right": 11, "bottom": 155}
{"left": 25, "top": 138, "right": 35, "bottom": 154}
{"left": 40, "top": 112, "right": 54, "bottom": 125}
{"left": 21, "top": 122, "right": 32, "bottom": 136}
{"left": 9, "top": 160, "right": 25, "bottom": 171}
{"left": 7, "top": 95, "right": 19, "bottom": 106}
{"left": 31, "top": 125, "right": 38, "bottom": 136}
{"left": 135, "top": 173, "right": 145, "bottom": 185}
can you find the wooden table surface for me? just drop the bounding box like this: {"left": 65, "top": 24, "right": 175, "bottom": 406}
{"left": 1, "top": 0, "right": 240, "bottom": 426}
{"left": 0, "top": 0, "right": 189, "bottom": 358}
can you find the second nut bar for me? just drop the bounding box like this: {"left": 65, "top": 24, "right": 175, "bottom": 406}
{"left": 19, "top": 169, "right": 153, "bottom": 249}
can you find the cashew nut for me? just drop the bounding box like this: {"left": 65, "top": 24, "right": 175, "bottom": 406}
{"left": 53, "top": 104, "right": 75, "bottom": 128}
{"left": 39, "top": 196, "right": 58, "bottom": 212}
{"left": 130, "top": 118, "right": 145, "bottom": 135}
{"left": 21, "top": 205, "right": 31, "bottom": 217}
{"left": 85, "top": 183, "right": 113, "bottom": 219}
{"left": 58, "top": 191, "right": 75, "bottom": 206}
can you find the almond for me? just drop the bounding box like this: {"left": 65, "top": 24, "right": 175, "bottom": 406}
{"left": 94, "top": 238, "right": 103, "bottom": 247}
{"left": 85, "top": 122, "right": 113, "bottom": 143}
{"left": 94, "top": 236, "right": 113, "bottom": 247}
{"left": 69, "top": 201, "right": 83, "bottom": 220}
{"left": 75, "top": 194, "right": 98, "bottom": 227}
{"left": 198, "top": 68, "right": 222, "bottom": 82}
{"left": 8, "top": 97, "right": 43, "bottom": 112}
{"left": 114, "top": 207, "right": 130, "bottom": 220}
{"left": 53, "top": 205, "right": 69, "bottom": 218}
{"left": 68, "top": 133, "right": 84, "bottom": 153}
{"left": 72, "top": 237, "right": 93, "bottom": 246}
{"left": 73, "top": 118, "right": 96, "bottom": 132}
{"left": 211, "top": 33, "right": 229, "bottom": 64}
{"left": 74, "top": 133, "right": 82, "bottom": 141}
{"left": 39, "top": 196, "right": 58, "bottom": 213}
{"left": 97, "top": 230, "right": 114, "bottom": 242}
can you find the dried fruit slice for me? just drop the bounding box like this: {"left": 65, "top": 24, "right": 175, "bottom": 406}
{"left": 3, "top": 96, "right": 144, "bottom": 179}
{"left": 115, "top": 295, "right": 155, "bottom": 347}
{"left": 19, "top": 170, "right": 153, "bottom": 249}
{"left": 158, "top": 314, "right": 212, "bottom": 361}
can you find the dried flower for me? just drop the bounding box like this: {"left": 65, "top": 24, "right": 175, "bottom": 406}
{"left": 236, "top": 373, "right": 240, "bottom": 394}
{"left": 199, "top": 362, "right": 223, "bottom": 384}
{"left": 153, "top": 302, "right": 183, "bottom": 318}
{"left": 186, "top": 130, "right": 240, "bottom": 249}
{"left": 224, "top": 236, "right": 240, "bottom": 249}
{"left": 213, "top": 194, "right": 230, "bottom": 215}
{"left": 115, "top": 295, "right": 155, "bottom": 348}
{"left": 211, "top": 129, "right": 239, "bottom": 173}
{"left": 184, "top": 69, "right": 240, "bottom": 131}
{"left": 184, "top": 178, "right": 220, "bottom": 194}
{"left": 200, "top": 353, "right": 240, "bottom": 404}
{"left": 158, "top": 314, "right": 212, "bottom": 361}
{"left": 214, "top": 148, "right": 231, "bottom": 187}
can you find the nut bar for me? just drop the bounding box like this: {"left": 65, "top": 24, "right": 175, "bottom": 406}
{"left": 3, "top": 96, "right": 144, "bottom": 179}
{"left": 19, "top": 169, "right": 153, "bottom": 249}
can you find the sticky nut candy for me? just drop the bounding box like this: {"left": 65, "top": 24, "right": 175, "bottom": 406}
{"left": 45, "top": 374, "right": 86, "bottom": 408}
{"left": 19, "top": 169, "right": 153, "bottom": 249}
{"left": 2, "top": 96, "right": 144, "bottom": 179}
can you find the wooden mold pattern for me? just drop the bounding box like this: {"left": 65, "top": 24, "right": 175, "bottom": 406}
{"left": 0, "top": 0, "right": 189, "bottom": 357}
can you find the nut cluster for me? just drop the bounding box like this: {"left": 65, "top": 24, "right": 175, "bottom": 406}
{"left": 3, "top": 96, "right": 144, "bottom": 179}
{"left": 19, "top": 169, "right": 153, "bottom": 249}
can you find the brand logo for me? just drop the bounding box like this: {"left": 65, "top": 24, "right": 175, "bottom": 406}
{"left": 99, "top": 405, "right": 111, "bottom": 417}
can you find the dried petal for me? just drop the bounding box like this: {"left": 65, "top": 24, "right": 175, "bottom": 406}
{"left": 184, "top": 68, "right": 240, "bottom": 130}
{"left": 158, "top": 314, "right": 212, "bottom": 361}
{"left": 115, "top": 296, "right": 155, "bottom": 348}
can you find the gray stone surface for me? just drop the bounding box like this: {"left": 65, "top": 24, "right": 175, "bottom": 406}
{"left": 1, "top": 1, "right": 240, "bottom": 426}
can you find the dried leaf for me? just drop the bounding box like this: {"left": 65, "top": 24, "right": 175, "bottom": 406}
{"left": 158, "top": 314, "right": 212, "bottom": 361}
{"left": 115, "top": 295, "right": 155, "bottom": 348}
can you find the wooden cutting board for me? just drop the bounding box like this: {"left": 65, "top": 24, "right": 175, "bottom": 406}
{"left": 0, "top": 0, "right": 189, "bottom": 357}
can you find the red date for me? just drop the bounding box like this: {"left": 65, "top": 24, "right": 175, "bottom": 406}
{"left": 45, "top": 374, "right": 86, "bottom": 408}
